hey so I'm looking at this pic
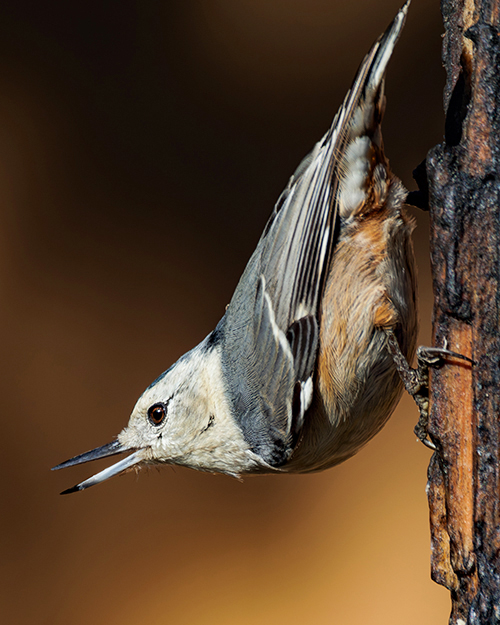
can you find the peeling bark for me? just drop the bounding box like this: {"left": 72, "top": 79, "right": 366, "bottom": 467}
{"left": 424, "top": 0, "right": 500, "bottom": 622}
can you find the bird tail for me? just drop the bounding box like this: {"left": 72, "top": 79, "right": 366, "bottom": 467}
{"left": 330, "top": 0, "right": 409, "bottom": 218}
{"left": 242, "top": 3, "right": 410, "bottom": 328}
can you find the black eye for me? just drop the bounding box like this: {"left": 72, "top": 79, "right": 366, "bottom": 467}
{"left": 147, "top": 402, "right": 168, "bottom": 426}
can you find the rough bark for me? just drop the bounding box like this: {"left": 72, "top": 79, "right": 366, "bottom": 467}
{"left": 424, "top": 0, "right": 500, "bottom": 622}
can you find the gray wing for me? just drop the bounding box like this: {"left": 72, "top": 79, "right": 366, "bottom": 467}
{"left": 219, "top": 275, "right": 319, "bottom": 465}
{"left": 219, "top": 276, "right": 296, "bottom": 465}
{"left": 219, "top": 5, "right": 408, "bottom": 466}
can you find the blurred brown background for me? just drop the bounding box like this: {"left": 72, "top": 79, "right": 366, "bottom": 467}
{"left": 0, "top": 1, "right": 448, "bottom": 624}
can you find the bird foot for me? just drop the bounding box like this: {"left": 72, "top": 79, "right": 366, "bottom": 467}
{"left": 384, "top": 329, "right": 474, "bottom": 450}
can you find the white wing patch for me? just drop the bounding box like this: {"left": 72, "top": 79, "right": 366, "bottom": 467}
{"left": 300, "top": 377, "right": 314, "bottom": 414}
{"left": 263, "top": 286, "right": 294, "bottom": 367}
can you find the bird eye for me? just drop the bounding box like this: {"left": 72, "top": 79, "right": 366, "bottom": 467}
{"left": 147, "top": 402, "right": 168, "bottom": 426}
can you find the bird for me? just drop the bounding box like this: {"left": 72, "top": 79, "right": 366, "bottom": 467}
{"left": 53, "top": 2, "right": 418, "bottom": 494}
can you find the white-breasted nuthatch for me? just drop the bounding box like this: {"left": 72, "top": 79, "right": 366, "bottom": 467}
{"left": 53, "top": 2, "right": 418, "bottom": 493}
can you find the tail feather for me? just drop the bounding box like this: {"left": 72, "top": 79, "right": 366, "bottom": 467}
{"left": 335, "top": 1, "right": 409, "bottom": 218}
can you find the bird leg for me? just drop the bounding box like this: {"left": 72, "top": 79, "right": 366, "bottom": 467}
{"left": 384, "top": 329, "right": 474, "bottom": 450}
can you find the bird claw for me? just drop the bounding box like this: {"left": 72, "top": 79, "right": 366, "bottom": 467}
{"left": 385, "top": 329, "right": 474, "bottom": 450}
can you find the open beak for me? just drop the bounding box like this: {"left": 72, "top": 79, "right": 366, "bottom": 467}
{"left": 52, "top": 440, "right": 143, "bottom": 494}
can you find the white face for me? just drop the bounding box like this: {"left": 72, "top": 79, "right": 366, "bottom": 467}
{"left": 119, "top": 389, "right": 188, "bottom": 465}
{"left": 118, "top": 348, "right": 217, "bottom": 465}
{"left": 54, "top": 341, "right": 270, "bottom": 494}
{"left": 117, "top": 342, "right": 264, "bottom": 477}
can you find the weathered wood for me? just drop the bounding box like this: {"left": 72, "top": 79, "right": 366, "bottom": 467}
{"left": 425, "top": 0, "right": 500, "bottom": 622}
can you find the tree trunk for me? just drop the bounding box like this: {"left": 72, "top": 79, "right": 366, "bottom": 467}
{"left": 425, "top": 0, "right": 500, "bottom": 622}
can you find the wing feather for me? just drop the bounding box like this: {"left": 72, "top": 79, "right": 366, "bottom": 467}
{"left": 219, "top": 4, "right": 409, "bottom": 464}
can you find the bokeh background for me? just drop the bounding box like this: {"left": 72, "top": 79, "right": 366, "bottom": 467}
{"left": 0, "top": 1, "right": 449, "bottom": 624}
